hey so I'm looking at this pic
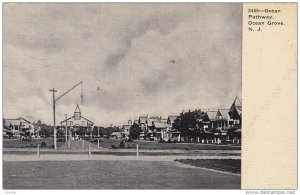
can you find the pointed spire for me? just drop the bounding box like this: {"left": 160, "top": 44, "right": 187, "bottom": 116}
{"left": 74, "top": 104, "right": 81, "bottom": 113}
{"left": 74, "top": 104, "right": 81, "bottom": 120}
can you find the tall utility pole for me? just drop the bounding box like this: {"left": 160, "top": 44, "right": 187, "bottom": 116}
{"left": 49, "top": 81, "right": 82, "bottom": 151}
{"left": 65, "top": 114, "right": 68, "bottom": 142}
{"left": 49, "top": 88, "right": 57, "bottom": 151}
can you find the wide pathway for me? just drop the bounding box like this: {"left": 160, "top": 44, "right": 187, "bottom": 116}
{"left": 3, "top": 153, "right": 240, "bottom": 162}
{"left": 3, "top": 160, "right": 241, "bottom": 189}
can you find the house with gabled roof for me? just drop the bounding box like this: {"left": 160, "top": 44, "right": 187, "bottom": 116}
{"left": 60, "top": 104, "right": 94, "bottom": 138}
{"left": 138, "top": 116, "right": 147, "bottom": 125}
{"left": 216, "top": 109, "right": 232, "bottom": 130}
{"left": 167, "top": 115, "right": 179, "bottom": 125}
{"left": 3, "top": 117, "right": 37, "bottom": 138}
{"left": 145, "top": 116, "right": 161, "bottom": 140}
{"left": 201, "top": 110, "right": 218, "bottom": 131}
{"left": 147, "top": 116, "right": 161, "bottom": 127}
{"left": 153, "top": 121, "right": 170, "bottom": 141}
{"left": 229, "top": 97, "right": 242, "bottom": 129}
{"left": 137, "top": 115, "right": 147, "bottom": 140}
{"left": 166, "top": 115, "right": 181, "bottom": 141}
{"left": 213, "top": 97, "right": 242, "bottom": 144}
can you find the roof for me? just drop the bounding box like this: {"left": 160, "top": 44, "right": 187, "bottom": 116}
{"left": 218, "top": 109, "right": 231, "bottom": 120}
{"left": 111, "top": 132, "right": 122, "bottom": 136}
{"left": 147, "top": 117, "right": 160, "bottom": 126}
{"left": 167, "top": 116, "right": 178, "bottom": 124}
{"left": 160, "top": 119, "right": 167, "bottom": 123}
{"left": 153, "top": 122, "right": 168, "bottom": 129}
{"left": 4, "top": 119, "right": 21, "bottom": 126}
{"left": 231, "top": 97, "right": 242, "bottom": 111}
{"left": 60, "top": 116, "right": 75, "bottom": 123}
{"left": 139, "top": 116, "right": 147, "bottom": 124}
{"left": 4, "top": 120, "right": 12, "bottom": 127}
{"left": 17, "top": 117, "right": 32, "bottom": 123}
{"left": 60, "top": 104, "right": 94, "bottom": 124}
{"left": 236, "top": 107, "right": 242, "bottom": 116}
{"left": 206, "top": 111, "right": 218, "bottom": 121}
{"left": 81, "top": 116, "right": 94, "bottom": 124}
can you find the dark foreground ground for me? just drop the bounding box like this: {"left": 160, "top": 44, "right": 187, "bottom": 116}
{"left": 176, "top": 159, "right": 241, "bottom": 174}
{"left": 3, "top": 160, "right": 241, "bottom": 189}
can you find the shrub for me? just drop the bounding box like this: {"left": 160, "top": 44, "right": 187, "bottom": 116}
{"left": 119, "top": 140, "right": 125, "bottom": 148}
{"left": 41, "top": 142, "right": 46, "bottom": 147}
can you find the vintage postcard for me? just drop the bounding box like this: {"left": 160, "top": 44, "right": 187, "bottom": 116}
{"left": 1, "top": 2, "right": 297, "bottom": 191}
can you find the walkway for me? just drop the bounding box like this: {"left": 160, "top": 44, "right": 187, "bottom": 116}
{"left": 58, "top": 139, "right": 99, "bottom": 150}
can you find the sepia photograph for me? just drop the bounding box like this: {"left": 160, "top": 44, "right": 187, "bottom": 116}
{"left": 2, "top": 3, "right": 243, "bottom": 189}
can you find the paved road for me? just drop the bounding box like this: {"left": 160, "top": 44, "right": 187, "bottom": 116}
{"left": 3, "top": 160, "right": 241, "bottom": 189}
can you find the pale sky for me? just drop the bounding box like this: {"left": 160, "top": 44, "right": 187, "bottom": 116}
{"left": 3, "top": 3, "right": 242, "bottom": 126}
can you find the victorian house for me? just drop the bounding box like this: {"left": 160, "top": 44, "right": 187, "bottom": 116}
{"left": 3, "top": 117, "right": 38, "bottom": 138}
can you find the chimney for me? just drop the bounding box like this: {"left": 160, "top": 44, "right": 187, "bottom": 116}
{"left": 128, "top": 120, "right": 132, "bottom": 126}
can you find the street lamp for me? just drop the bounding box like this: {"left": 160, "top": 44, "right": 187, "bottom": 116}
{"left": 49, "top": 81, "right": 82, "bottom": 151}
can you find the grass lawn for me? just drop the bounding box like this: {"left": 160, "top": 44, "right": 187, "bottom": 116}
{"left": 3, "top": 138, "right": 65, "bottom": 149}
{"left": 90, "top": 138, "right": 241, "bottom": 150}
{"left": 175, "top": 159, "right": 241, "bottom": 174}
{"left": 3, "top": 160, "right": 240, "bottom": 189}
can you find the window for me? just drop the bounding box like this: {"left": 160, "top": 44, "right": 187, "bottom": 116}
{"left": 82, "top": 121, "right": 85, "bottom": 125}
{"left": 15, "top": 125, "right": 19, "bottom": 130}
{"left": 229, "top": 121, "right": 233, "bottom": 125}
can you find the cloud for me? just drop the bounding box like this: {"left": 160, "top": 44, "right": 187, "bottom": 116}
{"left": 3, "top": 3, "right": 242, "bottom": 126}
{"left": 104, "top": 13, "right": 182, "bottom": 71}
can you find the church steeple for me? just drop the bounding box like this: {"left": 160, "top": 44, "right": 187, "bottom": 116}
{"left": 74, "top": 104, "right": 81, "bottom": 120}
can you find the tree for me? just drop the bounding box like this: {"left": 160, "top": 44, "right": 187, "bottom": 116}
{"left": 173, "top": 110, "right": 205, "bottom": 142}
{"left": 76, "top": 126, "right": 87, "bottom": 137}
{"left": 37, "top": 120, "right": 42, "bottom": 126}
{"left": 92, "top": 126, "right": 106, "bottom": 137}
{"left": 40, "top": 124, "right": 53, "bottom": 137}
{"left": 57, "top": 127, "right": 65, "bottom": 137}
{"left": 129, "top": 123, "right": 141, "bottom": 140}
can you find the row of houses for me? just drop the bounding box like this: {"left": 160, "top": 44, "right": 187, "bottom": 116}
{"left": 3, "top": 98, "right": 242, "bottom": 144}
{"left": 121, "top": 97, "right": 242, "bottom": 144}
{"left": 3, "top": 117, "right": 40, "bottom": 138}
{"left": 3, "top": 104, "right": 94, "bottom": 139}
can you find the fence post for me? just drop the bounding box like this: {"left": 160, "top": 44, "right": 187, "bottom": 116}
{"left": 98, "top": 139, "right": 100, "bottom": 149}
{"left": 136, "top": 143, "right": 139, "bottom": 157}
{"left": 88, "top": 144, "right": 91, "bottom": 158}
{"left": 82, "top": 138, "right": 84, "bottom": 149}
{"left": 68, "top": 129, "right": 71, "bottom": 149}
{"left": 37, "top": 144, "right": 40, "bottom": 158}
